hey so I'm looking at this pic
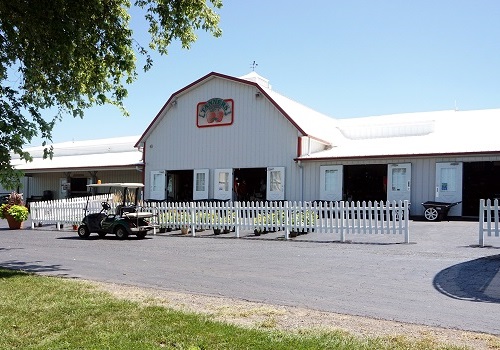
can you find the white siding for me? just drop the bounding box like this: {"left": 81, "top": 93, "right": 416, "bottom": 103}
{"left": 302, "top": 154, "right": 500, "bottom": 216}
{"left": 19, "top": 170, "right": 141, "bottom": 200}
{"left": 144, "top": 78, "right": 302, "bottom": 200}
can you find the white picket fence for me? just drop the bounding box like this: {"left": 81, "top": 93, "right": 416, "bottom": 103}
{"left": 144, "top": 200, "right": 410, "bottom": 242}
{"left": 31, "top": 198, "right": 410, "bottom": 242}
{"left": 478, "top": 198, "right": 500, "bottom": 246}
{"left": 30, "top": 195, "right": 113, "bottom": 229}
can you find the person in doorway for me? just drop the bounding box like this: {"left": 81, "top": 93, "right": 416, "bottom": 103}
{"left": 233, "top": 177, "right": 239, "bottom": 201}
{"left": 238, "top": 180, "right": 248, "bottom": 201}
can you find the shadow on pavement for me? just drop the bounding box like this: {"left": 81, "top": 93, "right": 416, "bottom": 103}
{"left": 433, "top": 254, "right": 500, "bottom": 303}
{"left": 0, "top": 260, "right": 68, "bottom": 275}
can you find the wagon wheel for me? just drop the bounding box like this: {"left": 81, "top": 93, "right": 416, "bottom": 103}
{"left": 424, "top": 207, "right": 439, "bottom": 221}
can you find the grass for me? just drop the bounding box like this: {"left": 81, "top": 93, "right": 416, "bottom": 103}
{"left": 0, "top": 268, "right": 471, "bottom": 349}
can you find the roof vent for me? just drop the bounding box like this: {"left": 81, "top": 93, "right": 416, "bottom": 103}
{"left": 239, "top": 71, "right": 272, "bottom": 89}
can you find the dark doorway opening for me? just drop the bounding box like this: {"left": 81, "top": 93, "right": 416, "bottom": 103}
{"left": 344, "top": 164, "right": 387, "bottom": 202}
{"left": 462, "top": 161, "right": 500, "bottom": 217}
{"left": 167, "top": 170, "right": 193, "bottom": 202}
{"left": 70, "top": 177, "right": 88, "bottom": 197}
{"left": 234, "top": 168, "right": 266, "bottom": 201}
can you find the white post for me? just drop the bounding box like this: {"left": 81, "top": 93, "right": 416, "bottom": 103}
{"left": 190, "top": 202, "right": 196, "bottom": 237}
{"left": 285, "top": 201, "right": 290, "bottom": 240}
{"left": 235, "top": 201, "right": 240, "bottom": 238}
{"left": 479, "top": 199, "right": 485, "bottom": 247}
{"left": 339, "top": 201, "right": 345, "bottom": 242}
{"left": 403, "top": 200, "right": 410, "bottom": 244}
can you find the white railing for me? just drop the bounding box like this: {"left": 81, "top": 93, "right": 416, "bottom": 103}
{"left": 30, "top": 195, "right": 113, "bottom": 229}
{"left": 144, "top": 200, "right": 410, "bottom": 243}
{"left": 479, "top": 198, "right": 500, "bottom": 246}
{"left": 30, "top": 198, "right": 410, "bottom": 242}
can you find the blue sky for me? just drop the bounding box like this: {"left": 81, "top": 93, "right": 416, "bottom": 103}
{"left": 34, "top": 0, "right": 500, "bottom": 145}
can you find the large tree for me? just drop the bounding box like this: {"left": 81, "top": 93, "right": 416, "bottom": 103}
{"left": 0, "top": 0, "right": 222, "bottom": 188}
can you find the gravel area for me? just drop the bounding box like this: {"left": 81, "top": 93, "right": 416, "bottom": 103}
{"left": 91, "top": 280, "right": 500, "bottom": 350}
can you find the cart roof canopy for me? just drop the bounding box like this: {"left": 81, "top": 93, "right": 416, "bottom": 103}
{"left": 86, "top": 183, "right": 145, "bottom": 189}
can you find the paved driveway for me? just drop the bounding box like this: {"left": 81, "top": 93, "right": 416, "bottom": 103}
{"left": 1, "top": 219, "right": 499, "bottom": 335}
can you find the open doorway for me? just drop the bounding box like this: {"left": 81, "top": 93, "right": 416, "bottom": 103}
{"left": 167, "top": 170, "right": 193, "bottom": 202}
{"left": 343, "top": 164, "right": 387, "bottom": 202}
{"left": 233, "top": 168, "right": 267, "bottom": 201}
{"left": 462, "top": 161, "right": 500, "bottom": 217}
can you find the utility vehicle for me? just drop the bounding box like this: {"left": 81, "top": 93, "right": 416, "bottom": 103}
{"left": 77, "top": 183, "right": 153, "bottom": 239}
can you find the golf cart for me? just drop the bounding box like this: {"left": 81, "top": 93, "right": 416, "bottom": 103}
{"left": 77, "top": 183, "right": 153, "bottom": 239}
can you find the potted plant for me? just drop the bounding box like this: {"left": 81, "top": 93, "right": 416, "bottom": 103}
{"left": 0, "top": 192, "right": 29, "bottom": 229}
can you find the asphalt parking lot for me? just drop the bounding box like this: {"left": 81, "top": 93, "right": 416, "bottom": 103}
{"left": 1, "top": 218, "right": 499, "bottom": 335}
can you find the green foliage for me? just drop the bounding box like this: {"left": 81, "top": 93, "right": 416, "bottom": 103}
{"left": 0, "top": 192, "right": 28, "bottom": 222}
{"left": 0, "top": 203, "right": 29, "bottom": 222}
{"left": 0, "top": 268, "right": 469, "bottom": 350}
{"left": 0, "top": 0, "right": 222, "bottom": 188}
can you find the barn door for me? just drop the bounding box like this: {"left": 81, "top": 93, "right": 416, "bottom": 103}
{"left": 387, "top": 163, "right": 411, "bottom": 202}
{"left": 267, "top": 166, "right": 285, "bottom": 201}
{"left": 319, "top": 165, "right": 343, "bottom": 201}
{"left": 59, "top": 178, "right": 69, "bottom": 199}
{"left": 150, "top": 170, "right": 166, "bottom": 200}
{"left": 435, "top": 162, "right": 463, "bottom": 216}
{"left": 214, "top": 168, "right": 232, "bottom": 200}
{"left": 193, "top": 169, "right": 209, "bottom": 201}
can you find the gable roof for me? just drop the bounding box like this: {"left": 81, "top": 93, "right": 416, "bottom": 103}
{"left": 13, "top": 136, "right": 143, "bottom": 172}
{"left": 135, "top": 71, "right": 339, "bottom": 147}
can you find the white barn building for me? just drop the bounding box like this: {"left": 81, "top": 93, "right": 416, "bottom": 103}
{"left": 3, "top": 136, "right": 143, "bottom": 202}
{"left": 136, "top": 71, "right": 500, "bottom": 218}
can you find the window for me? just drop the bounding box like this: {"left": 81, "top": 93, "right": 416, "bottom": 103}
{"left": 391, "top": 168, "right": 406, "bottom": 191}
{"left": 270, "top": 170, "right": 282, "bottom": 192}
{"left": 440, "top": 168, "right": 456, "bottom": 192}
{"left": 324, "top": 169, "right": 338, "bottom": 192}
{"left": 218, "top": 172, "right": 229, "bottom": 191}
{"left": 195, "top": 172, "right": 206, "bottom": 192}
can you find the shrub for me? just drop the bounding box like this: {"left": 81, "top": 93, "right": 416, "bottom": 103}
{"left": 0, "top": 192, "right": 29, "bottom": 222}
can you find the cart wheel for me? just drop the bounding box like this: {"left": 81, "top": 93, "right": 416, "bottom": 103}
{"left": 114, "top": 226, "right": 128, "bottom": 240}
{"left": 424, "top": 207, "right": 439, "bottom": 221}
{"left": 77, "top": 225, "right": 90, "bottom": 239}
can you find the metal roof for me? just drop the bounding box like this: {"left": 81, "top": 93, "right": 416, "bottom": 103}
{"left": 298, "top": 109, "right": 500, "bottom": 160}
{"left": 13, "top": 136, "right": 143, "bottom": 172}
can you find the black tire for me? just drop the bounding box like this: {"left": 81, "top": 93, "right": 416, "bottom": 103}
{"left": 424, "top": 207, "right": 439, "bottom": 221}
{"left": 98, "top": 232, "right": 107, "bottom": 238}
{"left": 136, "top": 232, "right": 147, "bottom": 239}
{"left": 77, "top": 225, "right": 90, "bottom": 239}
{"left": 114, "top": 226, "right": 128, "bottom": 239}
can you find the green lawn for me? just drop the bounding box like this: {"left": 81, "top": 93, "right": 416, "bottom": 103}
{"left": 0, "top": 268, "right": 470, "bottom": 349}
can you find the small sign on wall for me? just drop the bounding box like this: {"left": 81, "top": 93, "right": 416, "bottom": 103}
{"left": 197, "top": 98, "right": 234, "bottom": 127}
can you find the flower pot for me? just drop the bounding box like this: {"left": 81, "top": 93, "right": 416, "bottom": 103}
{"left": 6, "top": 213, "right": 23, "bottom": 230}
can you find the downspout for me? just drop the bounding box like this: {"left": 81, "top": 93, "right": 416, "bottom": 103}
{"left": 296, "top": 136, "right": 304, "bottom": 202}
{"left": 297, "top": 160, "right": 303, "bottom": 202}
{"left": 140, "top": 143, "right": 146, "bottom": 185}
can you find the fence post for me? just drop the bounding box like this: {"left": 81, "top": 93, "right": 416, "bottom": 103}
{"left": 339, "top": 201, "right": 345, "bottom": 242}
{"left": 234, "top": 201, "right": 240, "bottom": 238}
{"left": 403, "top": 200, "right": 410, "bottom": 243}
{"left": 190, "top": 202, "right": 196, "bottom": 237}
{"left": 285, "top": 201, "right": 290, "bottom": 240}
{"left": 479, "top": 199, "right": 485, "bottom": 247}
